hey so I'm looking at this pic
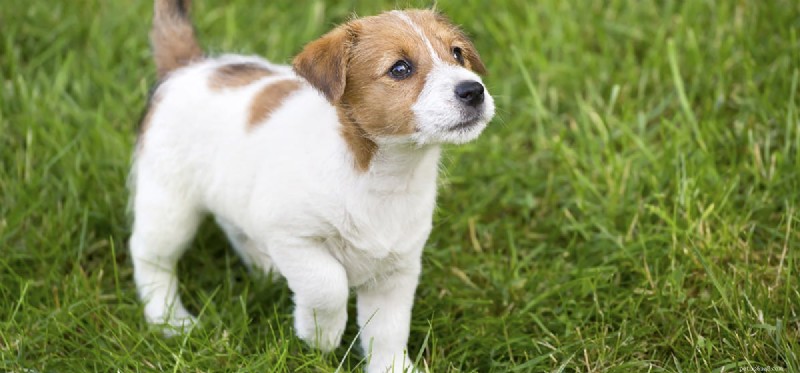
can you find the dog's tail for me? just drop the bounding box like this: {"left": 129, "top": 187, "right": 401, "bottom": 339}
{"left": 151, "top": 0, "right": 203, "bottom": 79}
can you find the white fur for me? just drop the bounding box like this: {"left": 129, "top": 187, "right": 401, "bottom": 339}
{"left": 131, "top": 19, "right": 493, "bottom": 373}
{"left": 412, "top": 65, "right": 495, "bottom": 145}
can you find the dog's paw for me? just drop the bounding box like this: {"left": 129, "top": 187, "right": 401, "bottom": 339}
{"left": 367, "top": 361, "right": 421, "bottom": 373}
{"left": 366, "top": 352, "right": 421, "bottom": 373}
{"left": 159, "top": 316, "right": 198, "bottom": 337}
{"left": 294, "top": 306, "right": 347, "bottom": 353}
{"left": 145, "top": 306, "right": 198, "bottom": 337}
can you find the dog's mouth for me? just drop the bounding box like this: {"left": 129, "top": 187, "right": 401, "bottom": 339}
{"left": 448, "top": 118, "right": 481, "bottom": 132}
{"left": 447, "top": 103, "right": 490, "bottom": 132}
{"left": 448, "top": 118, "right": 478, "bottom": 132}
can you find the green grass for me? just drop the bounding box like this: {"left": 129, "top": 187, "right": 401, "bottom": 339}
{"left": 2, "top": 0, "right": 799, "bottom": 371}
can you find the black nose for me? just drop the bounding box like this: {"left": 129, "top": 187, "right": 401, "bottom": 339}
{"left": 454, "top": 81, "right": 485, "bottom": 107}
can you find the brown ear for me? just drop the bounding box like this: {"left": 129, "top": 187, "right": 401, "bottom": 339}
{"left": 463, "top": 40, "right": 487, "bottom": 75}
{"left": 292, "top": 23, "right": 357, "bottom": 104}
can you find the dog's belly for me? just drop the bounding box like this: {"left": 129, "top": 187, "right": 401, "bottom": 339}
{"left": 216, "top": 216, "right": 277, "bottom": 274}
{"left": 216, "top": 216, "right": 416, "bottom": 288}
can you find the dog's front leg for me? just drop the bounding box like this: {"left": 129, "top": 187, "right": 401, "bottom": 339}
{"left": 357, "top": 264, "right": 421, "bottom": 373}
{"left": 269, "top": 238, "right": 349, "bottom": 352}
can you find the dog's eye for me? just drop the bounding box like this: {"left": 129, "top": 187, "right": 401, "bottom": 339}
{"left": 388, "top": 60, "right": 413, "bottom": 80}
{"left": 452, "top": 47, "right": 464, "bottom": 65}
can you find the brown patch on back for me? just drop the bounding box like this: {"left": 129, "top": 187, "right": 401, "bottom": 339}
{"left": 248, "top": 80, "right": 302, "bottom": 128}
{"left": 209, "top": 63, "right": 274, "bottom": 90}
{"left": 152, "top": 0, "right": 204, "bottom": 79}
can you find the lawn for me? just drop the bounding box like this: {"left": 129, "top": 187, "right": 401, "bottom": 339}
{"left": 1, "top": 0, "right": 799, "bottom": 372}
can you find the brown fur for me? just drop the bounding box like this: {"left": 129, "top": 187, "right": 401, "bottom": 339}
{"left": 248, "top": 80, "right": 302, "bottom": 128}
{"left": 421, "top": 12, "right": 487, "bottom": 74}
{"left": 293, "top": 10, "right": 486, "bottom": 171}
{"left": 292, "top": 25, "right": 355, "bottom": 104}
{"left": 209, "top": 63, "right": 274, "bottom": 90}
{"left": 152, "top": 0, "right": 203, "bottom": 79}
{"left": 338, "top": 108, "right": 379, "bottom": 172}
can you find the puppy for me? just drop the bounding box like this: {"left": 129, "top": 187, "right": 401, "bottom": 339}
{"left": 130, "top": 1, "right": 495, "bottom": 372}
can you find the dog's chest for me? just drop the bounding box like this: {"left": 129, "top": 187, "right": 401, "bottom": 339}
{"left": 324, "top": 191, "right": 435, "bottom": 288}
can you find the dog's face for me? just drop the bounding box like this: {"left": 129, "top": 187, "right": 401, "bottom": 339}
{"left": 293, "top": 10, "right": 495, "bottom": 146}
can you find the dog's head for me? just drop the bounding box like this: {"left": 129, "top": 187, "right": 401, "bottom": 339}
{"left": 293, "top": 9, "right": 495, "bottom": 146}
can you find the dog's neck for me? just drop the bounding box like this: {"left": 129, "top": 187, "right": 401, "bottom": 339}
{"left": 336, "top": 106, "right": 442, "bottom": 193}
{"left": 360, "top": 140, "right": 441, "bottom": 195}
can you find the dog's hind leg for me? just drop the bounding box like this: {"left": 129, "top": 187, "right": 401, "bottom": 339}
{"left": 129, "top": 171, "right": 204, "bottom": 335}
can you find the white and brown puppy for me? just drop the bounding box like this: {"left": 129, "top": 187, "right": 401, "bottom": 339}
{"left": 130, "top": 1, "right": 494, "bottom": 372}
